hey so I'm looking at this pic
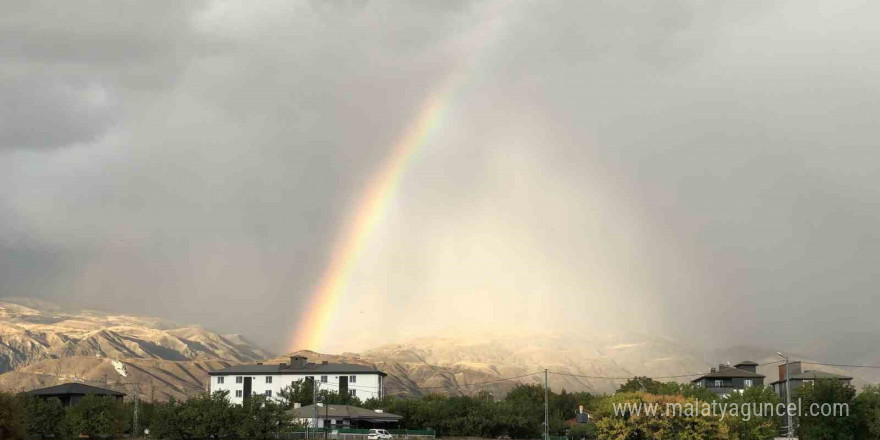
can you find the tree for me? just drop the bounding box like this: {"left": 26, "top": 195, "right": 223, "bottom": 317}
{"left": 0, "top": 392, "right": 27, "bottom": 440}
{"left": 276, "top": 378, "right": 315, "bottom": 408}
{"left": 238, "top": 394, "right": 293, "bottom": 439}
{"left": 795, "top": 379, "right": 857, "bottom": 440}
{"left": 25, "top": 396, "right": 67, "bottom": 439}
{"left": 66, "top": 394, "right": 128, "bottom": 438}
{"left": 854, "top": 385, "right": 880, "bottom": 440}
{"left": 594, "top": 392, "right": 730, "bottom": 439}
{"left": 722, "top": 386, "right": 781, "bottom": 440}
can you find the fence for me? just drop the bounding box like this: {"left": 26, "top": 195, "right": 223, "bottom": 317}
{"left": 283, "top": 428, "right": 436, "bottom": 440}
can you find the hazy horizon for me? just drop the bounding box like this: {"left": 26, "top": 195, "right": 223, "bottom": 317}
{"left": 2, "top": 1, "right": 879, "bottom": 355}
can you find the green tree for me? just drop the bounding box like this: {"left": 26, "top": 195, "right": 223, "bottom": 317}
{"left": 25, "top": 396, "right": 67, "bottom": 439}
{"left": 594, "top": 392, "right": 729, "bottom": 439}
{"left": 795, "top": 379, "right": 857, "bottom": 440}
{"left": 0, "top": 392, "right": 27, "bottom": 440}
{"left": 238, "top": 394, "right": 293, "bottom": 439}
{"left": 276, "top": 378, "right": 315, "bottom": 408}
{"left": 66, "top": 394, "right": 128, "bottom": 438}
{"left": 854, "top": 385, "right": 880, "bottom": 440}
{"left": 722, "top": 386, "right": 781, "bottom": 440}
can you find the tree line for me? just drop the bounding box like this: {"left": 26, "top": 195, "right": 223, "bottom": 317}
{"left": 2, "top": 378, "right": 879, "bottom": 440}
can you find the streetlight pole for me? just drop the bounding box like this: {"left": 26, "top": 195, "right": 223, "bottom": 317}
{"left": 778, "top": 352, "right": 792, "bottom": 439}
{"left": 544, "top": 369, "right": 549, "bottom": 440}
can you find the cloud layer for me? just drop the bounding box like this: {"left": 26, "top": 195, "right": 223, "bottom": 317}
{"left": 2, "top": 0, "right": 879, "bottom": 353}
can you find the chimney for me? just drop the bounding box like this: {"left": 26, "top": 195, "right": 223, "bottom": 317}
{"left": 374, "top": 409, "right": 383, "bottom": 413}
{"left": 322, "top": 361, "right": 329, "bottom": 365}
{"left": 279, "top": 363, "right": 287, "bottom": 369}
{"left": 718, "top": 364, "right": 726, "bottom": 371}
{"left": 710, "top": 367, "right": 716, "bottom": 373}
{"left": 294, "top": 402, "right": 301, "bottom": 409}
{"left": 289, "top": 355, "right": 308, "bottom": 369}
{"left": 778, "top": 361, "right": 802, "bottom": 381}
{"left": 578, "top": 405, "right": 584, "bottom": 414}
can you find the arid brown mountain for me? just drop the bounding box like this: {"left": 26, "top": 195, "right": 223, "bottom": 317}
{"left": 0, "top": 298, "right": 269, "bottom": 373}
{"left": 2, "top": 298, "right": 876, "bottom": 401}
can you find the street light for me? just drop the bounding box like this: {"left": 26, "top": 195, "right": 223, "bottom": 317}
{"left": 778, "top": 352, "right": 792, "bottom": 439}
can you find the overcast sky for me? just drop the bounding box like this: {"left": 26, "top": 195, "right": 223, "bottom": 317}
{"left": 2, "top": 0, "right": 879, "bottom": 354}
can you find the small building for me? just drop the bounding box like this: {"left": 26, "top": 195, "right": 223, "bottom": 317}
{"left": 289, "top": 403, "right": 403, "bottom": 429}
{"left": 770, "top": 361, "right": 853, "bottom": 402}
{"left": 209, "top": 355, "right": 387, "bottom": 404}
{"left": 27, "top": 382, "right": 125, "bottom": 407}
{"left": 691, "top": 361, "right": 765, "bottom": 396}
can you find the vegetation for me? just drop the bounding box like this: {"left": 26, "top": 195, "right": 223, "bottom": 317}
{"left": 276, "top": 378, "right": 364, "bottom": 409}
{"left": 0, "top": 392, "right": 27, "bottom": 440}
{"left": 25, "top": 395, "right": 67, "bottom": 439}
{"left": 795, "top": 379, "right": 859, "bottom": 440}
{"left": 150, "top": 391, "right": 293, "bottom": 440}
{"left": 4, "top": 378, "right": 880, "bottom": 440}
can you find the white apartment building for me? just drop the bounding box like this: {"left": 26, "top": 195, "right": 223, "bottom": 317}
{"left": 209, "top": 355, "right": 387, "bottom": 405}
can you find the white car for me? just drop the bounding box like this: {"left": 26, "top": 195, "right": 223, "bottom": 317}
{"left": 367, "top": 429, "right": 392, "bottom": 440}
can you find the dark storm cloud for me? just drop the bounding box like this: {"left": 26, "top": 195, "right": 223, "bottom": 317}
{"left": 2, "top": 0, "right": 879, "bottom": 354}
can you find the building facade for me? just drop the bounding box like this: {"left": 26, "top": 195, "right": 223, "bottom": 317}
{"left": 770, "top": 361, "right": 853, "bottom": 402}
{"left": 691, "top": 361, "right": 765, "bottom": 396}
{"left": 209, "top": 355, "right": 386, "bottom": 405}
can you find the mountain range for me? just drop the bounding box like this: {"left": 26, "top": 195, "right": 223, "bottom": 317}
{"left": 1, "top": 298, "right": 877, "bottom": 401}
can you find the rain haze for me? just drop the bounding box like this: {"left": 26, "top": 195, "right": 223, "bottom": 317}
{"left": 1, "top": 0, "right": 879, "bottom": 355}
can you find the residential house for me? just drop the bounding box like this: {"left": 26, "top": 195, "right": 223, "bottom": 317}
{"left": 27, "top": 382, "right": 125, "bottom": 407}
{"left": 209, "top": 355, "right": 387, "bottom": 404}
{"left": 691, "top": 361, "right": 765, "bottom": 396}
{"left": 770, "top": 361, "right": 853, "bottom": 402}
{"left": 289, "top": 403, "right": 403, "bottom": 429}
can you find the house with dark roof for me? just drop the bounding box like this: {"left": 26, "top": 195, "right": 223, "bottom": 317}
{"left": 27, "top": 382, "right": 125, "bottom": 407}
{"left": 770, "top": 361, "right": 853, "bottom": 402}
{"left": 289, "top": 403, "right": 403, "bottom": 429}
{"left": 209, "top": 355, "right": 387, "bottom": 404}
{"left": 691, "top": 361, "right": 765, "bottom": 396}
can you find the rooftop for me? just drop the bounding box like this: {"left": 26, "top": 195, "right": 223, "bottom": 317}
{"left": 770, "top": 370, "right": 853, "bottom": 384}
{"left": 27, "top": 382, "right": 125, "bottom": 397}
{"left": 210, "top": 361, "right": 385, "bottom": 376}
{"left": 691, "top": 362, "right": 765, "bottom": 382}
{"left": 289, "top": 404, "right": 403, "bottom": 422}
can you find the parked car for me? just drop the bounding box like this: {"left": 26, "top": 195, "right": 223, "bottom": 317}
{"left": 367, "top": 429, "right": 392, "bottom": 440}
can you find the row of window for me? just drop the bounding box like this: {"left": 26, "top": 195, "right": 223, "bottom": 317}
{"left": 217, "top": 375, "right": 360, "bottom": 384}
{"left": 696, "top": 379, "right": 755, "bottom": 388}
{"left": 230, "top": 389, "right": 358, "bottom": 398}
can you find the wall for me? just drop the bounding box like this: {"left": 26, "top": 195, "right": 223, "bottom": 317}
{"left": 210, "top": 372, "right": 383, "bottom": 404}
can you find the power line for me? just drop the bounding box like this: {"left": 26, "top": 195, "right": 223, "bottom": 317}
{"left": 802, "top": 361, "right": 880, "bottom": 369}
{"left": 549, "top": 360, "right": 785, "bottom": 380}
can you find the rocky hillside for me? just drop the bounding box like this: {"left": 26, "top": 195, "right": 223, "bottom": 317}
{"left": 0, "top": 298, "right": 270, "bottom": 373}
{"left": 0, "top": 356, "right": 230, "bottom": 401}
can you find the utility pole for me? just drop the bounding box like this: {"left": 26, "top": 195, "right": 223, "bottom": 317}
{"left": 778, "top": 352, "right": 792, "bottom": 439}
{"left": 133, "top": 382, "right": 140, "bottom": 438}
{"left": 544, "top": 369, "right": 549, "bottom": 440}
{"left": 312, "top": 379, "right": 318, "bottom": 439}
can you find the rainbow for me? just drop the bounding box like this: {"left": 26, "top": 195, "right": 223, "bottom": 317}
{"left": 289, "top": 87, "right": 451, "bottom": 352}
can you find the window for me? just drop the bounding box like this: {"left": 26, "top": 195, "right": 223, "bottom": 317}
{"left": 349, "top": 389, "right": 357, "bottom": 397}
{"left": 266, "top": 376, "right": 272, "bottom": 384}
{"left": 349, "top": 375, "right": 356, "bottom": 383}
{"left": 217, "top": 376, "right": 225, "bottom": 384}
{"left": 744, "top": 379, "right": 753, "bottom": 388}
{"left": 265, "top": 390, "right": 272, "bottom": 397}
{"left": 714, "top": 380, "right": 723, "bottom": 388}
{"left": 321, "top": 375, "right": 328, "bottom": 383}
{"left": 235, "top": 390, "right": 243, "bottom": 398}
{"left": 236, "top": 376, "right": 243, "bottom": 384}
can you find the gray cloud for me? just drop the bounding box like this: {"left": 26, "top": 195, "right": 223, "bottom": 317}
{"left": 1, "top": 0, "right": 879, "bottom": 355}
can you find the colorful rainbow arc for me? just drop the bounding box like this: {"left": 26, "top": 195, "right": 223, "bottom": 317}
{"left": 289, "top": 88, "right": 450, "bottom": 352}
